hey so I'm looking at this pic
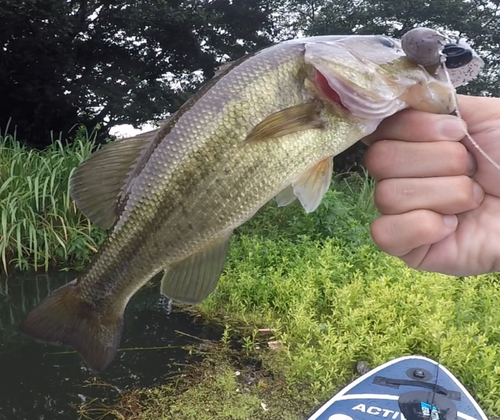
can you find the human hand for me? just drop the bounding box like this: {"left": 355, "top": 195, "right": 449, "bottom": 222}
{"left": 363, "top": 95, "right": 500, "bottom": 276}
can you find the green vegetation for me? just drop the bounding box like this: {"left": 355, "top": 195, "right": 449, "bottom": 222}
{"left": 74, "top": 173, "right": 500, "bottom": 419}
{"left": 0, "top": 131, "right": 500, "bottom": 420}
{"left": 79, "top": 343, "right": 315, "bottom": 420}
{"left": 2, "top": 137, "right": 500, "bottom": 418}
{"left": 0, "top": 128, "right": 105, "bottom": 272}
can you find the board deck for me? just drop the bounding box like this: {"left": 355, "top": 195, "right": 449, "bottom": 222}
{"left": 306, "top": 356, "right": 488, "bottom": 420}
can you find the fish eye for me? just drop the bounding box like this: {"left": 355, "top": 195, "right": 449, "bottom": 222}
{"left": 377, "top": 36, "right": 395, "bottom": 48}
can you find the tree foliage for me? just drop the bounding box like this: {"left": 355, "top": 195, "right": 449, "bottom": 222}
{"left": 0, "top": 0, "right": 276, "bottom": 146}
{"left": 1, "top": 0, "right": 499, "bottom": 147}
{"left": 281, "top": 0, "right": 500, "bottom": 96}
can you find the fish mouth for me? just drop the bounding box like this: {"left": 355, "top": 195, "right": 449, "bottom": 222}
{"left": 312, "top": 68, "right": 408, "bottom": 120}
{"left": 314, "top": 69, "right": 347, "bottom": 110}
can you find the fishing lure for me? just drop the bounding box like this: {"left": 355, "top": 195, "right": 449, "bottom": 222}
{"left": 403, "top": 27, "right": 500, "bottom": 172}
{"left": 401, "top": 27, "right": 483, "bottom": 85}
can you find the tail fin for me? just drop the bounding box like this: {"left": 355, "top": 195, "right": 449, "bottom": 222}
{"left": 19, "top": 280, "right": 123, "bottom": 373}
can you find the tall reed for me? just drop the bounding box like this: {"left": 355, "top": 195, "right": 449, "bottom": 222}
{"left": 0, "top": 127, "right": 105, "bottom": 272}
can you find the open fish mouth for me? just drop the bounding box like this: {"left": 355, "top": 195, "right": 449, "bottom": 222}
{"left": 312, "top": 66, "right": 411, "bottom": 119}
{"left": 302, "top": 36, "right": 431, "bottom": 119}
{"left": 302, "top": 31, "right": 483, "bottom": 120}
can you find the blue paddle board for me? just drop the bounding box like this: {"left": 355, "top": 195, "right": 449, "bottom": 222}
{"left": 307, "top": 355, "right": 488, "bottom": 420}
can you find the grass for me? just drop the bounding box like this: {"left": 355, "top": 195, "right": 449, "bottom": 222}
{"left": 75, "top": 173, "right": 500, "bottom": 419}
{"left": 78, "top": 343, "right": 314, "bottom": 420}
{"left": 2, "top": 134, "right": 500, "bottom": 418}
{"left": 0, "top": 127, "right": 105, "bottom": 272}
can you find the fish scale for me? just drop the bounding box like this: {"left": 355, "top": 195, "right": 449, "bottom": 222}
{"left": 104, "top": 44, "right": 310, "bottom": 257}
{"left": 20, "top": 33, "right": 471, "bottom": 373}
{"left": 66, "top": 44, "right": 312, "bottom": 309}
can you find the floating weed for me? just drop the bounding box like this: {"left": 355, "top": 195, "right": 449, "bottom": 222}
{"left": 85, "top": 346, "right": 311, "bottom": 420}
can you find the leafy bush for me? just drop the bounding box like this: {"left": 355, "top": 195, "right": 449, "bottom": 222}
{"left": 201, "top": 178, "right": 500, "bottom": 416}
{"left": 0, "top": 127, "right": 105, "bottom": 271}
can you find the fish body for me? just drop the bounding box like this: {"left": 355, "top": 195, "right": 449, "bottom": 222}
{"left": 21, "top": 33, "right": 468, "bottom": 372}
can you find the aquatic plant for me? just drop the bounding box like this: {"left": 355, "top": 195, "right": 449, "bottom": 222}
{"left": 198, "top": 185, "right": 500, "bottom": 417}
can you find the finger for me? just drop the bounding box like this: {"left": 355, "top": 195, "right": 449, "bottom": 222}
{"left": 397, "top": 244, "right": 431, "bottom": 266}
{"left": 457, "top": 95, "right": 500, "bottom": 131}
{"left": 363, "top": 109, "right": 467, "bottom": 145}
{"left": 364, "top": 140, "right": 476, "bottom": 181}
{"left": 370, "top": 210, "right": 457, "bottom": 256}
{"left": 374, "top": 176, "right": 484, "bottom": 215}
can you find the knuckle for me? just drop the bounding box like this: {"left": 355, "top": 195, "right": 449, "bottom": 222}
{"left": 444, "top": 143, "right": 469, "bottom": 174}
{"left": 364, "top": 140, "right": 395, "bottom": 179}
{"left": 370, "top": 218, "right": 393, "bottom": 252}
{"left": 374, "top": 180, "right": 399, "bottom": 213}
{"left": 452, "top": 176, "right": 475, "bottom": 206}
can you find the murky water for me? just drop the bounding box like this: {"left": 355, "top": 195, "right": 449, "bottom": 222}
{"left": 0, "top": 270, "right": 222, "bottom": 420}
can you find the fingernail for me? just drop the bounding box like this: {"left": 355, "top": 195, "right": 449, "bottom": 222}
{"left": 443, "top": 214, "right": 458, "bottom": 228}
{"left": 473, "top": 183, "right": 485, "bottom": 204}
{"left": 438, "top": 117, "right": 467, "bottom": 140}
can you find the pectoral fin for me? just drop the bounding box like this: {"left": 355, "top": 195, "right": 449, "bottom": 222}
{"left": 160, "top": 233, "right": 232, "bottom": 304}
{"left": 245, "top": 102, "right": 324, "bottom": 143}
{"left": 70, "top": 130, "right": 157, "bottom": 229}
{"left": 275, "top": 185, "right": 297, "bottom": 207}
{"left": 293, "top": 157, "right": 333, "bottom": 213}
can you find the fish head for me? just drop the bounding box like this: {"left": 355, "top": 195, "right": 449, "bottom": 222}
{"left": 303, "top": 35, "right": 458, "bottom": 120}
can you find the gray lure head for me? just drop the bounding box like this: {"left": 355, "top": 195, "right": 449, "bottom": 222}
{"left": 401, "top": 27, "right": 448, "bottom": 67}
{"left": 402, "top": 27, "right": 485, "bottom": 88}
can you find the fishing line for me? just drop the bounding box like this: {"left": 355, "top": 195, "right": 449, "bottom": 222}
{"left": 429, "top": 358, "right": 440, "bottom": 418}
{"left": 430, "top": 64, "right": 473, "bottom": 420}
{"left": 433, "top": 37, "right": 490, "bottom": 419}
{"left": 441, "top": 58, "right": 500, "bottom": 172}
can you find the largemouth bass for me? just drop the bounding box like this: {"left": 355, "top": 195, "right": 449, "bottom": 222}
{"left": 21, "top": 33, "right": 473, "bottom": 372}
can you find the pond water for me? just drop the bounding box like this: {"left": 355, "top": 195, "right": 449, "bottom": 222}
{"left": 0, "top": 270, "right": 222, "bottom": 420}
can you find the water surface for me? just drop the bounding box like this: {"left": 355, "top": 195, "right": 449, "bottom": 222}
{"left": 0, "top": 270, "right": 221, "bottom": 420}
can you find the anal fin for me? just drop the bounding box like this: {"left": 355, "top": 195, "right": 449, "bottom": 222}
{"left": 160, "top": 233, "right": 232, "bottom": 304}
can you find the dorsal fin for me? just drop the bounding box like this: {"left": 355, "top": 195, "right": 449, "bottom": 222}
{"left": 70, "top": 130, "right": 157, "bottom": 229}
{"left": 70, "top": 54, "right": 256, "bottom": 230}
